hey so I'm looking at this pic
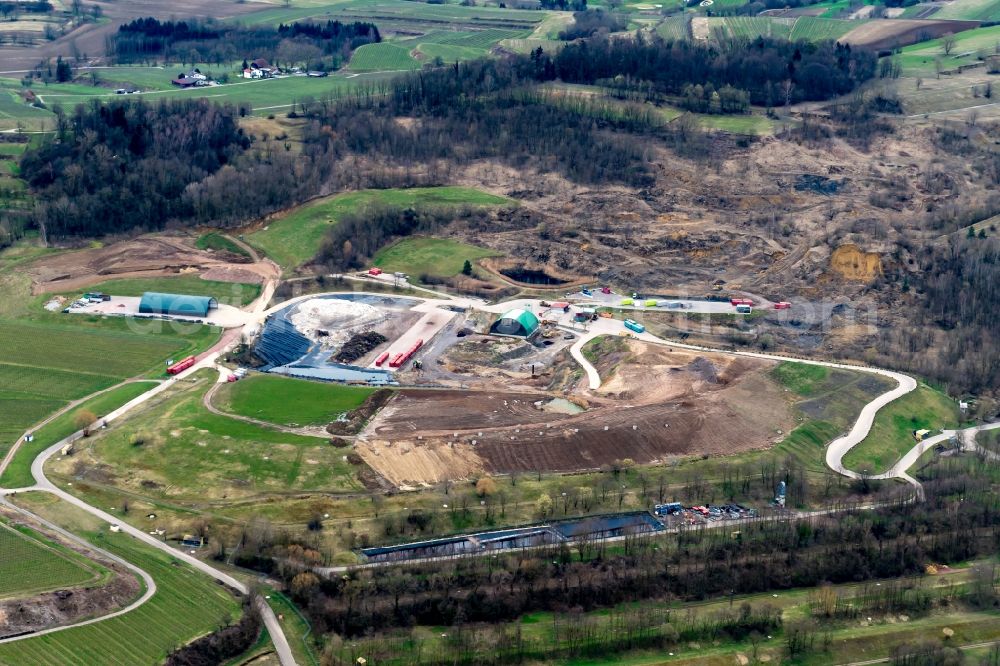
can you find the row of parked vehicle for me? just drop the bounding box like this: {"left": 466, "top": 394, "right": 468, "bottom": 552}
{"left": 653, "top": 502, "right": 758, "bottom": 523}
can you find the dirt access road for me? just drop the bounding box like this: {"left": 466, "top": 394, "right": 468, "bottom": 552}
{"left": 1, "top": 282, "right": 995, "bottom": 664}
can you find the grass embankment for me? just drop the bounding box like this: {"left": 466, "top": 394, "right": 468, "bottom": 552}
{"left": 263, "top": 588, "right": 321, "bottom": 666}
{"left": 0, "top": 519, "right": 107, "bottom": 598}
{"left": 842, "top": 384, "right": 960, "bottom": 475}
{"left": 214, "top": 374, "right": 375, "bottom": 427}
{"left": 978, "top": 428, "right": 1000, "bottom": 454}
{"left": 580, "top": 335, "right": 632, "bottom": 381}
{"left": 195, "top": 232, "right": 252, "bottom": 260}
{"left": 75, "top": 273, "right": 261, "bottom": 307}
{"left": 372, "top": 236, "right": 501, "bottom": 280}
{"left": 0, "top": 492, "right": 242, "bottom": 666}
{"left": 247, "top": 186, "right": 511, "bottom": 271}
{"left": 768, "top": 361, "right": 897, "bottom": 471}
{"left": 0, "top": 381, "right": 157, "bottom": 489}
{"left": 54, "top": 372, "right": 366, "bottom": 501}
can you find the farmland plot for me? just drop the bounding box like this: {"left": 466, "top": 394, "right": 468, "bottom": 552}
{"left": 0, "top": 493, "right": 241, "bottom": 666}
{"left": 789, "top": 16, "right": 858, "bottom": 41}
{"left": 0, "top": 318, "right": 214, "bottom": 458}
{"left": 349, "top": 43, "right": 421, "bottom": 71}
{"left": 0, "top": 520, "right": 103, "bottom": 598}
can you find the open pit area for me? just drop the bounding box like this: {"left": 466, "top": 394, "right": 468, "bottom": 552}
{"left": 355, "top": 342, "right": 797, "bottom": 486}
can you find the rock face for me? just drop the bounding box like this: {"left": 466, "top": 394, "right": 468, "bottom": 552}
{"left": 829, "top": 244, "right": 883, "bottom": 282}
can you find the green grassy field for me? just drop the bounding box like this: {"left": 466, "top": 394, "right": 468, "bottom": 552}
{"left": 373, "top": 236, "right": 501, "bottom": 279}
{"left": 0, "top": 519, "right": 106, "bottom": 598}
{"left": 195, "top": 232, "right": 253, "bottom": 260}
{"left": 770, "top": 361, "right": 830, "bottom": 397}
{"left": 896, "top": 24, "right": 1000, "bottom": 75}
{"left": 240, "top": 0, "right": 545, "bottom": 28}
{"left": 0, "top": 84, "right": 53, "bottom": 131}
{"left": 413, "top": 42, "right": 483, "bottom": 63}
{"left": 767, "top": 364, "right": 897, "bottom": 471}
{"left": 0, "top": 381, "right": 158, "bottom": 489}
{"left": 842, "top": 384, "right": 961, "bottom": 474}
{"left": 0, "top": 317, "right": 214, "bottom": 458}
{"left": 6, "top": 71, "right": 401, "bottom": 125}
{"left": 349, "top": 43, "right": 421, "bottom": 71}
{"left": 0, "top": 492, "right": 242, "bottom": 666}
{"left": 934, "top": 0, "right": 1000, "bottom": 20}
{"left": 73, "top": 274, "right": 261, "bottom": 307}
{"left": 978, "top": 428, "right": 1000, "bottom": 453}
{"left": 248, "top": 186, "right": 511, "bottom": 270}
{"left": 693, "top": 111, "right": 780, "bottom": 134}
{"left": 57, "top": 372, "right": 367, "bottom": 500}
{"left": 216, "top": 374, "right": 375, "bottom": 427}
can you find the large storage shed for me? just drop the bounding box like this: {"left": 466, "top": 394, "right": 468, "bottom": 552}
{"left": 491, "top": 309, "right": 540, "bottom": 337}
{"left": 139, "top": 292, "right": 218, "bottom": 318}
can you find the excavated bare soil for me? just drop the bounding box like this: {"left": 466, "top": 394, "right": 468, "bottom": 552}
{"left": 356, "top": 345, "right": 795, "bottom": 485}
{"left": 26, "top": 234, "right": 279, "bottom": 294}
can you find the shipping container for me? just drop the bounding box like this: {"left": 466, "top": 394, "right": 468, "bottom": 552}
{"left": 166, "top": 356, "right": 196, "bottom": 375}
{"left": 774, "top": 302, "right": 792, "bottom": 310}
{"left": 374, "top": 351, "right": 390, "bottom": 367}
{"left": 368, "top": 267, "right": 382, "bottom": 276}
{"left": 389, "top": 339, "right": 424, "bottom": 368}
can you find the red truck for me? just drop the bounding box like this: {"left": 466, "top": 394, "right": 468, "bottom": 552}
{"left": 730, "top": 298, "right": 754, "bottom": 306}
{"left": 166, "top": 356, "right": 196, "bottom": 375}
{"left": 774, "top": 302, "right": 792, "bottom": 310}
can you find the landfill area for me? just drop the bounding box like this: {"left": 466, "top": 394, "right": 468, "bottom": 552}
{"left": 255, "top": 294, "right": 422, "bottom": 383}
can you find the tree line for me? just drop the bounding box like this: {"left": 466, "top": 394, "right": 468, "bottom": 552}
{"left": 107, "top": 17, "right": 381, "bottom": 69}
{"left": 541, "top": 34, "right": 877, "bottom": 106}
{"left": 19, "top": 98, "right": 253, "bottom": 239}
{"left": 265, "top": 460, "right": 998, "bottom": 640}
{"left": 315, "top": 204, "right": 500, "bottom": 271}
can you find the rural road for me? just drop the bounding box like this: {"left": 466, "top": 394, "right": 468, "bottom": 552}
{"left": 0, "top": 354, "right": 297, "bottom": 664}
{"left": 563, "top": 319, "right": 926, "bottom": 480}
{"left": 3, "top": 285, "right": 997, "bottom": 664}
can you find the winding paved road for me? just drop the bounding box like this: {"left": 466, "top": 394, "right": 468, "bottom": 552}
{"left": 2, "top": 285, "right": 997, "bottom": 664}
{"left": 0, "top": 493, "right": 157, "bottom": 645}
